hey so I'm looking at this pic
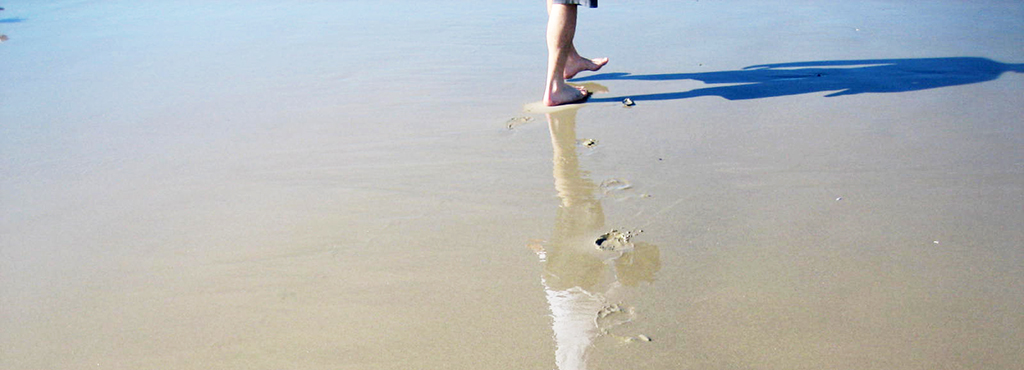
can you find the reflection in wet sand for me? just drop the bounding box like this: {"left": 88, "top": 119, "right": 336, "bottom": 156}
{"left": 532, "top": 107, "right": 661, "bottom": 369}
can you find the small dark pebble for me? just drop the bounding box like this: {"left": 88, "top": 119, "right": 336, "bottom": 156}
{"left": 595, "top": 235, "right": 608, "bottom": 246}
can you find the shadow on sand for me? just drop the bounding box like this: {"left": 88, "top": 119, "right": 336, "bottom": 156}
{"left": 572, "top": 57, "right": 1024, "bottom": 103}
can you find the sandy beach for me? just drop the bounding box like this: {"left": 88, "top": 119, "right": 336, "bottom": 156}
{"left": 2, "top": 1, "right": 1023, "bottom": 369}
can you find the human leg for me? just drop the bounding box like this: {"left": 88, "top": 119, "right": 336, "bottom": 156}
{"left": 547, "top": 0, "right": 608, "bottom": 80}
{"left": 544, "top": 3, "right": 588, "bottom": 106}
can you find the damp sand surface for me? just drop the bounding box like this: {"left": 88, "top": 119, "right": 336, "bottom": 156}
{"left": 2, "top": 1, "right": 1023, "bottom": 369}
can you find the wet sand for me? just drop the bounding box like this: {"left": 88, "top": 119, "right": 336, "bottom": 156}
{"left": 2, "top": 1, "right": 1023, "bottom": 369}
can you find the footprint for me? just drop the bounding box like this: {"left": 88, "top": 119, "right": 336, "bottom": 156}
{"left": 600, "top": 178, "right": 638, "bottom": 201}
{"left": 505, "top": 116, "right": 533, "bottom": 130}
{"left": 596, "top": 303, "right": 636, "bottom": 330}
{"left": 599, "top": 178, "right": 632, "bottom": 194}
{"left": 595, "top": 229, "right": 641, "bottom": 251}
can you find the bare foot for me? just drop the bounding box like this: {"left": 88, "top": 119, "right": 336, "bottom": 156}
{"left": 564, "top": 55, "right": 608, "bottom": 79}
{"left": 544, "top": 82, "right": 590, "bottom": 106}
